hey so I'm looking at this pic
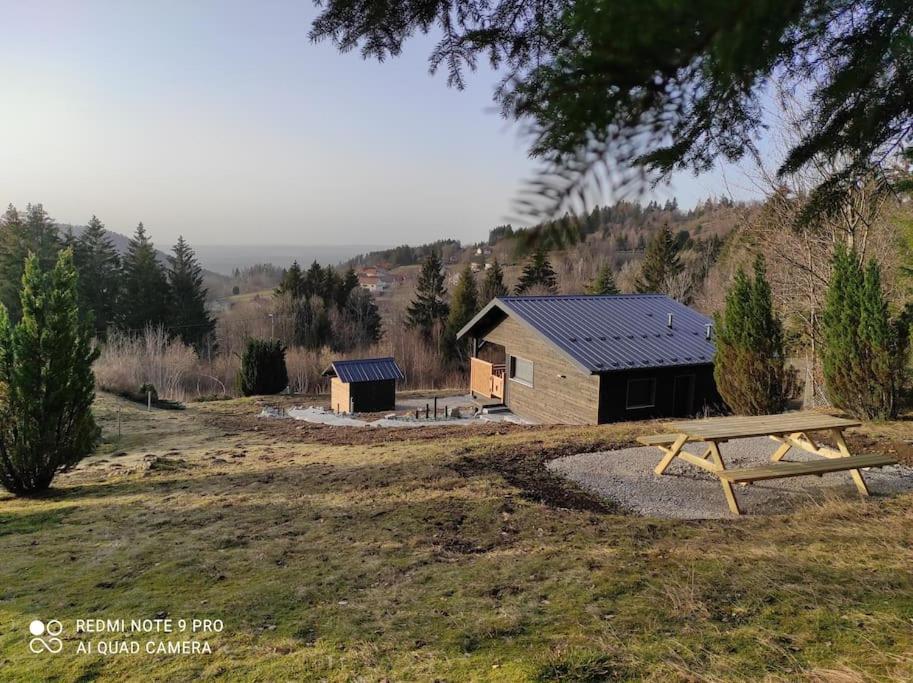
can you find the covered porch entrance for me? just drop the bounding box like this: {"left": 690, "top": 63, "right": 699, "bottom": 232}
{"left": 468, "top": 340, "right": 506, "bottom": 402}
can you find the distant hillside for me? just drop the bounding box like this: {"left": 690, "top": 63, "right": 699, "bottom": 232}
{"left": 193, "top": 244, "right": 388, "bottom": 275}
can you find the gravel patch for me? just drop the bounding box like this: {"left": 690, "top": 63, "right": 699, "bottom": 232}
{"left": 547, "top": 437, "right": 913, "bottom": 519}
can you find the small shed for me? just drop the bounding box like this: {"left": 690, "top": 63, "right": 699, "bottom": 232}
{"left": 322, "top": 357, "right": 405, "bottom": 414}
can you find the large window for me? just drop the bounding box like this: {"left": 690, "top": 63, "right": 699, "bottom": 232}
{"left": 626, "top": 377, "right": 656, "bottom": 409}
{"left": 509, "top": 355, "right": 534, "bottom": 386}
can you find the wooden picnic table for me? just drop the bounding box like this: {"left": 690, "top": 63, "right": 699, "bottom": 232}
{"left": 638, "top": 413, "right": 897, "bottom": 515}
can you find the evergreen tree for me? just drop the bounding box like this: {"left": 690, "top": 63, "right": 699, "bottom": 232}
{"left": 294, "top": 297, "right": 332, "bottom": 350}
{"left": 588, "top": 263, "right": 620, "bottom": 295}
{"left": 73, "top": 215, "right": 121, "bottom": 338}
{"left": 406, "top": 251, "right": 449, "bottom": 341}
{"left": 168, "top": 236, "right": 214, "bottom": 350}
{"left": 479, "top": 259, "right": 508, "bottom": 303}
{"left": 821, "top": 246, "right": 905, "bottom": 419}
{"left": 0, "top": 250, "right": 100, "bottom": 494}
{"left": 444, "top": 264, "right": 479, "bottom": 361}
{"left": 238, "top": 339, "right": 288, "bottom": 396}
{"left": 303, "top": 260, "right": 325, "bottom": 299}
{"left": 344, "top": 287, "right": 382, "bottom": 348}
{"left": 276, "top": 260, "right": 304, "bottom": 298}
{"left": 713, "top": 256, "right": 800, "bottom": 415}
{"left": 515, "top": 248, "right": 558, "bottom": 294}
{"left": 0, "top": 204, "right": 61, "bottom": 322}
{"left": 121, "top": 223, "right": 170, "bottom": 332}
{"left": 636, "top": 224, "right": 683, "bottom": 294}
{"left": 339, "top": 267, "right": 360, "bottom": 307}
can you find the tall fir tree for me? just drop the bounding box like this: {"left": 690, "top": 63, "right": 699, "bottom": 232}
{"left": 343, "top": 287, "right": 382, "bottom": 349}
{"left": 713, "top": 256, "right": 799, "bottom": 415}
{"left": 588, "top": 263, "right": 620, "bottom": 295}
{"left": 0, "top": 204, "right": 61, "bottom": 322}
{"left": 821, "top": 246, "right": 905, "bottom": 419}
{"left": 73, "top": 215, "right": 121, "bottom": 338}
{"left": 339, "top": 267, "right": 360, "bottom": 308}
{"left": 121, "top": 223, "right": 170, "bottom": 332}
{"left": 168, "top": 236, "right": 214, "bottom": 350}
{"left": 515, "top": 248, "right": 558, "bottom": 294}
{"left": 0, "top": 250, "right": 100, "bottom": 494}
{"left": 444, "top": 264, "right": 479, "bottom": 361}
{"left": 406, "top": 250, "right": 449, "bottom": 341}
{"left": 479, "top": 259, "right": 508, "bottom": 303}
{"left": 276, "top": 260, "right": 304, "bottom": 298}
{"left": 635, "top": 224, "right": 683, "bottom": 294}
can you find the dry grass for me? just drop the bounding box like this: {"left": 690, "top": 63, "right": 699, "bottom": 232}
{"left": 1, "top": 395, "right": 912, "bottom": 681}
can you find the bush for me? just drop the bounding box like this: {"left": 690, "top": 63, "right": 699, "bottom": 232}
{"left": 0, "top": 251, "right": 100, "bottom": 494}
{"left": 713, "top": 256, "right": 800, "bottom": 414}
{"left": 239, "top": 339, "right": 288, "bottom": 396}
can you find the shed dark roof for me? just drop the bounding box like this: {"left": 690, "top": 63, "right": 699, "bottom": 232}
{"left": 457, "top": 295, "right": 715, "bottom": 374}
{"left": 322, "top": 357, "right": 405, "bottom": 383}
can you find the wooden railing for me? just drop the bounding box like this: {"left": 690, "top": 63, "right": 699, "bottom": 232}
{"left": 470, "top": 357, "right": 505, "bottom": 400}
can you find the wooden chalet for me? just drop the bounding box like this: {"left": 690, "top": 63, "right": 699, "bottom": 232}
{"left": 457, "top": 295, "right": 721, "bottom": 424}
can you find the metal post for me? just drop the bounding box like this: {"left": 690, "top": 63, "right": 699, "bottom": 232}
{"left": 425, "top": 403, "right": 429, "bottom": 419}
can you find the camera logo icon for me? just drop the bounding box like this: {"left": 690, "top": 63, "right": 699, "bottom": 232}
{"left": 28, "top": 619, "right": 63, "bottom": 654}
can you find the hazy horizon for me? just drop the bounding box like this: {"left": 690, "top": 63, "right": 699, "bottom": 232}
{"left": 1, "top": 2, "right": 764, "bottom": 248}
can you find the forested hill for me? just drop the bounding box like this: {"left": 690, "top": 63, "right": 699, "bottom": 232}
{"left": 344, "top": 197, "right": 752, "bottom": 268}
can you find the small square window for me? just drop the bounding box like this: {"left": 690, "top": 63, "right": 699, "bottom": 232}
{"left": 509, "top": 356, "right": 534, "bottom": 386}
{"left": 626, "top": 378, "right": 656, "bottom": 409}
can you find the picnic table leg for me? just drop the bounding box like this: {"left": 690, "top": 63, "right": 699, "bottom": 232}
{"left": 706, "top": 440, "right": 742, "bottom": 515}
{"left": 769, "top": 432, "right": 802, "bottom": 462}
{"left": 653, "top": 434, "right": 687, "bottom": 476}
{"left": 831, "top": 429, "right": 870, "bottom": 496}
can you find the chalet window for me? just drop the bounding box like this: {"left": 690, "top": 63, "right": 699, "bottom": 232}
{"left": 509, "top": 356, "right": 534, "bottom": 386}
{"left": 626, "top": 378, "right": 656, "bottom": 409}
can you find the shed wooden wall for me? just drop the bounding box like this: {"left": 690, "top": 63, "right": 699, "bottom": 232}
{"left": 597, "top": 364, "right": 719, "bottom": 422}
{"left": 482, "top": 316, "right": 600, "bottom": 424}
{"left": 330, "top": 377, "right": 350, "bottom": 413}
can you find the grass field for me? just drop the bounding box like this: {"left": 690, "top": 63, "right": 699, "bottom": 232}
{"left": 1, "top": 394, "right": 913, "bottom": 681}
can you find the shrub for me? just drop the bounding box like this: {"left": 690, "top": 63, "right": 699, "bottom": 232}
{"left": 0, "top": 251, "right": 100, "bottom": 494}
{"left": 713, "top": 255, "right": 800, "bottom": 415}
{"left": 821, "top": 245, "right": 906, "bottom": 419}
{"left": 238, "top": 339, "right": 288, "bottom": 396}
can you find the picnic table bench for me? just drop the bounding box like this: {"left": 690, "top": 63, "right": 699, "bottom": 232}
{"left": 637, "top": 413, "right": 898, "bottom": 515}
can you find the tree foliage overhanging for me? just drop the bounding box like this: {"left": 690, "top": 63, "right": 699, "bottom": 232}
{"left": 311, "top": 1, "right": 913, "bottom": 221}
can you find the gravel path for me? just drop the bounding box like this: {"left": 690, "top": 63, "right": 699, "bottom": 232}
{"left": 547, "top": 437, "right": 913, "bottom": 519}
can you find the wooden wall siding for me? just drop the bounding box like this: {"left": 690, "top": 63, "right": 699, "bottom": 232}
{"left": 330, "top": 377, "right": 350, "bottom": 413}
{"left": 483, "top": 316, "right": 600, "bottom": 424}
{"left": 597, "top": 364, "right": 719, "bottom": 423}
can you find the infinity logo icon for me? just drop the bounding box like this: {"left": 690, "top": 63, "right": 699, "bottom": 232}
{"left": 28, "top": 619, "right": 63, "bottom": 654}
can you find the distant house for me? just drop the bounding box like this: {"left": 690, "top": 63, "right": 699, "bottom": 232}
{"left": 323, "top": 357, "right": 405, "bottom": 413}
{"left": 357, "top": 266, "right": 394, "bottom": 293}
{"left": 458, "top": 295, "right": 720, "bottom": 424}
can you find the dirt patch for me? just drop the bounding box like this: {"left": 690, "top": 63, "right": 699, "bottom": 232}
{"left": 453, "top": 434, "right": 635, "bottom": 513}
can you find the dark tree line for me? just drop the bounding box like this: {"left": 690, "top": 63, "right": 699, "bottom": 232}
{"left": 276, "top": 260, "right": 381, "bottom": 351}
{"left": 0, "top": 204, "right": 214, "bottom": 349}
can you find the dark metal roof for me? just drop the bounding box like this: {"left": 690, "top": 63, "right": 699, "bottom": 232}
{"left": 322, "top": 357, "right": 405, "bottom": 383}
{"left": 457, "top": 295, "right": 715, "bottom": 374}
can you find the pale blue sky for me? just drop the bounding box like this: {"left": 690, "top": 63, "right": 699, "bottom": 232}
{"left": 0, "top": 1, "right": 762, "bottom": 247}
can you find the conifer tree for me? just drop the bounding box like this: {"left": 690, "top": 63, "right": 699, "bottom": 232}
{"left": 168, "top": 236, "right": 214, "bottom": 350}
{"left": 276, "top": 260, "right": 304, "bottom": 298}
{"left": 588, "top": 263, "right": 620, "bottom": 295}
{"left": 635, "top": 224, "right": 683, "bottom": 294}
{"left": 344, "top": 288, "right": 382, "bottom": 348}
{"left": 0, "top": 250, "right": 100, "bottom": 494}
{"left": 406, "top": 251, "right": 449, "bottom": 341}
{"left": 444, "top": 264, "right": 479, "bottom": 361}
{"left": 821, "top": 246, "right": 905, "bottom": 419}
{"left": 0, "top": 204, "right": 61, "bottom": 322}
{"left": 303, "top": 260, "right": 325, "bottom": 299}
{"left": 713, "top": 256, "right": 800, "bottom": 415}
{"left": 121, "top": 223, "right": 170, "bottom": 332}
{"left": 515, "top": 248, "right": 558, "bottom": 294}
{"left": 73, "top": 215, "right": 121, "bottom": 337}
{"left": 479, "top": 259, "right": 508, "bottom": 303}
